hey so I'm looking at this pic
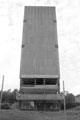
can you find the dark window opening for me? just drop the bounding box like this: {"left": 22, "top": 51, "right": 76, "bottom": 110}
{"left": 22, "top": 78, "right": 35, "bottom": 85}
{"left": 55, "top": 44, "right": 58, "bottom": 48}
{"left": 53, "top": 19, "right": 56, "bottom": 23}
{"left": 45, "top": 78, "right": 57, "bottom": 85}
{"left": 24, "top": 19, "right": 27, "bottom": 23}
{"left": 36, "top": 78, "right": 44, "bottom": 85}
{"left": 22, "top": 44, "right": 25, "bottom": 48}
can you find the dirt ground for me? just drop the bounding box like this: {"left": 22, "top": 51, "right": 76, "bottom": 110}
{"left": 0, "top": 110, "right": 80, "bottom": 120}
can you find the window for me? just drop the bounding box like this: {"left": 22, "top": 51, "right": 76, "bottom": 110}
{"left": 36, "top": 78, "right": 44, "bottom": 85}
{"left": 22, "top": 78, "right": 35, "bottom": 85}
{"left": 45, "top": 78, "right": 57, "bottom": 85}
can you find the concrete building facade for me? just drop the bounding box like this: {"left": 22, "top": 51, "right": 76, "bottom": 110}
{"left": 16, "top": 6, "right": 63, "bottom": 111}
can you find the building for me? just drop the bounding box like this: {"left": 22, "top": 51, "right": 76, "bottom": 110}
{"left": 16, "top": 6, "right": 63, "bottom": 111}
{"left": 75, "top": 95, "right": 80, "bottom": 103}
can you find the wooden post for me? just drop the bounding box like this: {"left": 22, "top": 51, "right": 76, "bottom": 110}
{"left": 63, "top": 81, "right": 67, "bottom": 120}
{"left": 0, "top": 75, "right": 4, "bottom": 109}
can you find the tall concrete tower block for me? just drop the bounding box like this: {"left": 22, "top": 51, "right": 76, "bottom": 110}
{"left": 17, "top": 6, "right": 63, "bottom": 111}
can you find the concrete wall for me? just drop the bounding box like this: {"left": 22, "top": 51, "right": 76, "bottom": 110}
{"left": 20, "top": 6, "right": 60, "bottom": 78}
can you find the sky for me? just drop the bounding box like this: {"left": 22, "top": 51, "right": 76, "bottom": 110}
{"left": 0, "top": 0, "right": 80, "bottom": 95}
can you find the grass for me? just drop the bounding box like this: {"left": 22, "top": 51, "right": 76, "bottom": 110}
{"left": 0, "top": 110, "right": 80, "bottom": 120}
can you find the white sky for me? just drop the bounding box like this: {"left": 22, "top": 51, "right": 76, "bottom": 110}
{"left": 0, "top": 0, "right": 80, "bottom": 95}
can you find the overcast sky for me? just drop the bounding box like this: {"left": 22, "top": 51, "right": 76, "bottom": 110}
{"left": 0, "top": 0, "right": 80, "bottom": 95}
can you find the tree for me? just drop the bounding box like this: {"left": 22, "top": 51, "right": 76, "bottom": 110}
{"left": 9, "top": 89, "right": 18, "bottom": 103}
{"left": 65, "top": 93, "right": 75, "bottom": 109}
{"left": 1, "top": 89, "right": 19, "bottom": 103}
{"left": 60, "top": 92, "right": 76, "bottom": 110}
{"left": 65, "top": 93, "right": 75, "bottom": 104}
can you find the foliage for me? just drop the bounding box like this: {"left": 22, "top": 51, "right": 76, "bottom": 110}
{"left": 65, "top": 93, "right": 75, "bottom": 104}
{"left": 0, "top": 89, "right": 19, "bottom": 103}
{"left": 61, "top": 93, "right": 76, "bottom": 110}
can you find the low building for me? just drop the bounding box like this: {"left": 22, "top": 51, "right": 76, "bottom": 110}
{"left": 75, "top": 95, "right": 80, "bottom": 103}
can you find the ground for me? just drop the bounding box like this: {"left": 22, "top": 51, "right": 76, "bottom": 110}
{"left": 0, "top": 110, "right": 80, "bottom": 120}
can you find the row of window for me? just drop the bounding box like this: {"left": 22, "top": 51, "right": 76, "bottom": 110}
{"left": 21, "top": 78, "right": 58, "bottom": 85}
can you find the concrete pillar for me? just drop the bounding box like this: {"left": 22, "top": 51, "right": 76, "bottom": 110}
{"left": 34, "top": 101, "right": 37, "bottom": 111}
{"left": 43, "top": 78, "right": 45, "bottom": 94}
{"left": 34, "top": 78, "right": 36, "bottom": 85}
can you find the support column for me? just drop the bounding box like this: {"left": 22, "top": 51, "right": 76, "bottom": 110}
{"left": 34, "top": 101, "right": 37, "bottom": 111}
{"left": 34, "top": 78, "right": 36, "bottom": 85}
{"left": 43, "top": 78, "right": 45, "bottom": 94}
